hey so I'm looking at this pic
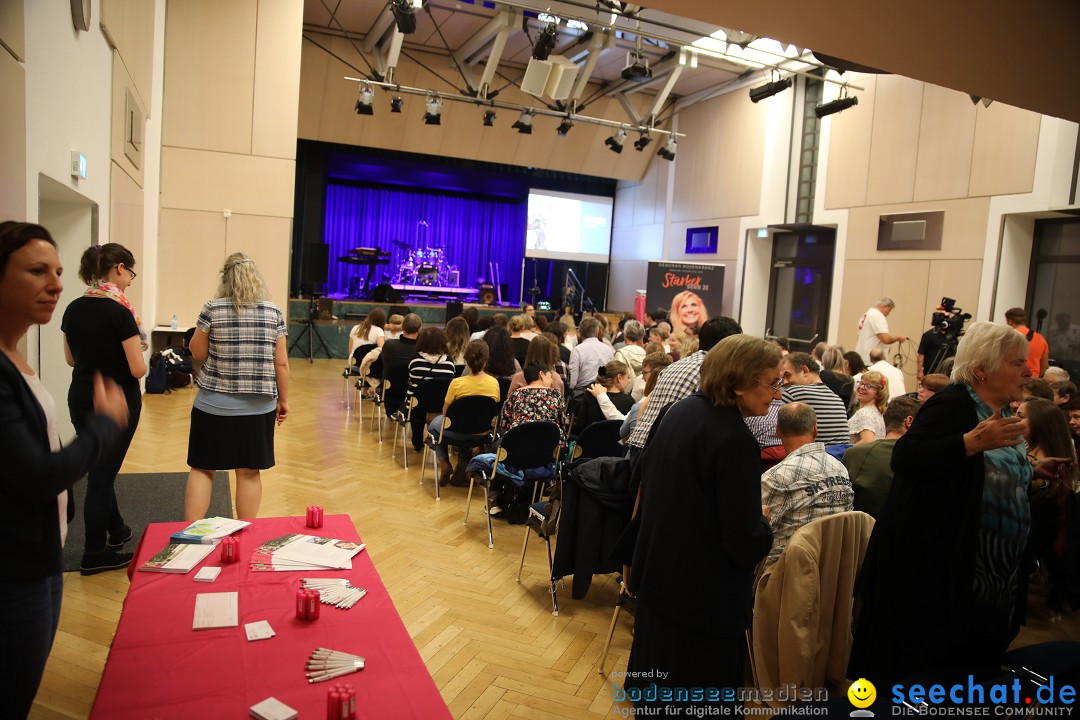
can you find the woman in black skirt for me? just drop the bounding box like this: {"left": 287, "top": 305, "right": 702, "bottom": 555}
{"left": 184, "top": 253, "right": 289, "bottom": 521}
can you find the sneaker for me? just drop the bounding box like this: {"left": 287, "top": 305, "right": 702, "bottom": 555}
{"left": 81, "top": 549, "right": 134, "bottom": 576}
{"left": 488, "top": 504, "right": 503, "bottom": 516}
{"left": 106, "top": 525, "right": 133, "bottom": 549}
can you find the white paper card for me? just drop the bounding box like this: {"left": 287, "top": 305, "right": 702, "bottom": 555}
{"left": 194, "top": 566, "right": 221, "bottom": 582}
{"left": 250, "top": 696, "right": 298, "bottom": 720}
{"left": 193, "top": 591, "right": 238, "bottom": 630}
{"left": 244, "top": 620, "right": 275, "bottom": 641}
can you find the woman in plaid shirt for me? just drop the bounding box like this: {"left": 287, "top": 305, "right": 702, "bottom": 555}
{"left": 184, "top": 253, "right": 289, "bottom": 521}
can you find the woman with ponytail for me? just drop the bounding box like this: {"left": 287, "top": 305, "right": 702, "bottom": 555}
{"left": 61, "top": 243, "right": 147, "bottom": 575}
{"left": 184, "top": 253, "right": 289, "bottom": 522}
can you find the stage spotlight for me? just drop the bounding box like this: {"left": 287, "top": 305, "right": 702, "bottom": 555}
{"left": 511, "top": 110, "right": 534, "bottom": 134}
{"left": 483, "top": 109, "right": 496, "bottom": 127}
{"left": 532, "top": 23, "right": 557, "bottom": 60}
{"left": 604, "top": 126, "right": 627, "bottom": 153}
{"left": 423, "top": 94, "right": 442, "bottom": 125}
{"left": 354, "top": 83, "right": 374, "bottom": 115}
{"left": 633, "top": 131, "right": 653, "bottom": 152}
{"left": 391, "top": 0, "right": 421, "bottom": 34}
{"left": 390, "top": 96, "right": 404, "bottom": 113}
{"left": 657, "top": 135, "right": 676, "bottom": 161}
{"left": 749, "top": 77, "right": 793, "bottom": 103}
{"left": 556, "top": 117, "right": 573, "bottom": 136}
{"left": 814, "top": 95, "right": 858, "bottom": 118}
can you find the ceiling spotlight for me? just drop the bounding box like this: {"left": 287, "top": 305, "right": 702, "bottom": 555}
{"left": 511, "top": 110, "right": 534, "bottom": 134}
{"left": 556, "top": 117, "right": 573, "bottom": 136}
{"left": 532, "top": 23, "right": 557, "bottom": 61}
{"left": 749, "top": 77, "right": 793, "bottom": 103}
{"left": 483, "top": 109, "right": 496, "bottom": 127}
{"left": 633, "top": 131, "right": 653, "bottom": 152}
{"left": 657, "top": 135, "right": 676, "bottom": 161}
{"left": 391, "top": 0, "right": 421, "bottom": 34}
{"left": 423, "top": 94, "right": 442, "bottom": 125}
{"left": 814, "top": 95, "right": 858, "bottom": 118}
{"left": 604, "top": 126, "right": 627, "bottom": 153}
{"left": 390, "top": 96, "right": 404, "bottom": 113}
{"left": 354, "top": 83, "right": 374, "bottom": 116}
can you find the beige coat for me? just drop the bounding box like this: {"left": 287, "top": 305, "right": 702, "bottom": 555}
{"left": 751, "top": 511, "right": 875, "bottom": 707}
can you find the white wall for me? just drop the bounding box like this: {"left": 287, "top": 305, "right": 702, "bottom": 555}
{"left": 139, "top": 0, "right": 166, "bottom": 335}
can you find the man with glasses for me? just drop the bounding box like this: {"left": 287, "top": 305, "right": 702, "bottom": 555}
{"left": 780, "top": 352, "right": 849, "bottom": 446}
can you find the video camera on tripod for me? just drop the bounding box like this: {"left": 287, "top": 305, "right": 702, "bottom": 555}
{"left": 931, "top": 297, "right": 972, "bottom": 342}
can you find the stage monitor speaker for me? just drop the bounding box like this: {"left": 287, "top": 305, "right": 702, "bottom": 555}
{"left": 478, "top": 283, "right": 496, "bottom": 305}
{"left": 499, "top": 283, "right": 509, "bottom": 304}
{"left": 373, "top": 283, "right": 403, "bottom": 303}
{"left": 301, "top": 243, "right": 329, "bottom": 285}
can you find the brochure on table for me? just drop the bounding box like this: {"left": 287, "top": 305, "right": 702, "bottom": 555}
{"left": 170, "top": 516, "right": 251, "bottom": 544}
{"left": 250, "top": 534, "right": 365, "bottom": 571}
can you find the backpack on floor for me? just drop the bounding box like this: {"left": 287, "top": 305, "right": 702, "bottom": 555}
{"left": 146, "top": 352, "right": 169, "bottom": 394}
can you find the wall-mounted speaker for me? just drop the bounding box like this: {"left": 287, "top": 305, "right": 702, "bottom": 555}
{"left": 301, "top": 242, "right": 329, "bottom": 285}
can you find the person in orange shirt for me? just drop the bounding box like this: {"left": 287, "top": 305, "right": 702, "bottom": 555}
{"left": 1005, "top": 307, "right": 1049, "bottom": 377}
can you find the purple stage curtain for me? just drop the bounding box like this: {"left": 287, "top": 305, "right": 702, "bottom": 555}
{"left": 324, "top": 183, "right": 526, "bottom": 302}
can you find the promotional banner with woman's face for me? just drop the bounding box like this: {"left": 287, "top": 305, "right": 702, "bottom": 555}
{"left": 645, "top": 261, "right": 725, "bottom": 332}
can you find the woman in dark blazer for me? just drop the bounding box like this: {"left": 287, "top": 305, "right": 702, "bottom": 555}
{"left": 0, "top": 222, "right": 128, "bottom": 719}
{"left": 849, "top": 321, "right": 1073, "bottom": 686}
{"left": 625, "top": 334, "right": 778, "bottom": 710}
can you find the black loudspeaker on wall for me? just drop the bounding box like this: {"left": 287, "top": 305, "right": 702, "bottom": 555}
{"left": 445, "top": 301, "right": 463, "bottom": 323}
{"left": 373, "top": 283, "right": 403, "bottom": 303}
{"left": 301, "top": 243, "right": 329, "bottom": 285}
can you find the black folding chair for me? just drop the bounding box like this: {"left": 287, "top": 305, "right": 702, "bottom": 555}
{"left": 421, "top": 395, "right": 500, "bottom": 501}
{"left": 570, "top": 419, "right": 625, "bottom": 461}
{"left": 392, "top": 378, "right": 451, "bottom": 469}
{"left": 496, "top": 376, "right": 512, "bottom": 409}
{"left": 342, "top": 342, "right": 375, "bottom": 410}
{"left": 465, "top": 420, "right": 562, "bottom": 549}
{"left": 374, "top": 364, "right": 410, "bottom": 443}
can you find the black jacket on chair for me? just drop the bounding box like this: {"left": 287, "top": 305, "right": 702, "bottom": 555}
{"left": 552, "top": 456, "right": 633, "bottom": 599}
{"left": 0, "top": 351, "right": 120, "bottom": 579}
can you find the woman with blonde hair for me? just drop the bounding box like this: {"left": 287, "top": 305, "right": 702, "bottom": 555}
{"left": 62, "top": 242, "right": 147, "bottom": 574}
{"left": 184, "top": 253, "right": 289, "bottom": 521}
{"left": 348, "top": 307, "right": 385, "bottom": 358}
{"left": 848, "top": 370, "right": 888, "bottom": 445}
{"left": 820, "top": 345, "right": 854, "bottom": 408}
{"left": 445, "top": 316, "right": 471, "bottom": 368}
{"left": 669, "top": 290, "right": 707, "bottom": 335}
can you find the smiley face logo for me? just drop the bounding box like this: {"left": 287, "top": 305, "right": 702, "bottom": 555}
{"left": 848, "top": 678, "right": 876, "bottom": 709}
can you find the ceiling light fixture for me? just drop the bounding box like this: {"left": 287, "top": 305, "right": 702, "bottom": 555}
{"left": 605, "top": 126, "right": 627, "bottom": 153}
{"left": 423, "top": 93, "right": 442, "bottom": 125}
{"left": 814, "top": 95, "right": 858, "bottom": 118}
{"left": 354, "top": 82, "right": 374, "bottom": 115}
{"left": 556, "top": 116, "right": 573, "bottom": 136}
{"left": 657, "top": 135, "right": 676, "bottom": 161}
{"left": 390, "top": 96, "right": 404, "bottom": 113}
{"left": 511, "top": 110, "right": 533, "bottom": 134}
{"left": 749, "top": 76, "right": 793, "bottom": 103}
{"left": 633, "top": 130, "right": 653, "bottom": 151}
{"left": 483, "top": 109, "right": 496, "bottom": 127}
{"left": 532, "top": 23, "right": 558, "bottom": 61}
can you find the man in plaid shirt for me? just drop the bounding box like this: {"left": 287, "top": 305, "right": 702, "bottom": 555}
{"left": 760, "top": 402, "right": 853, "bottom": 573}
{"left": 626, "top": 316, "right": 743, "bottom": 453}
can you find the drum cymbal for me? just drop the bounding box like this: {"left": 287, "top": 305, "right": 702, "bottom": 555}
{"left": 392, "top": 240, "right": 411, "bottom": 250}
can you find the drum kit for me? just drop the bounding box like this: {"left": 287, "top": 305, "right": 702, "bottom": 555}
{"left": 392, "top": 240, "right": 457, "bottom": 287}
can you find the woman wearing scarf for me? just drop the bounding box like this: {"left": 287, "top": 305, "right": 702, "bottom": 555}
{"left": 62, "top": 243, "right": 147, "bottom": 575}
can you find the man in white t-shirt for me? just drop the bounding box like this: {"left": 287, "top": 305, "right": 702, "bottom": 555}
{"left": 855, "top": 298, "right": 906, "bottom": 364}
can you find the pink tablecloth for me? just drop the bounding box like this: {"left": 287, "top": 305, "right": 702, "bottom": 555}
{"left": 93, "top": 514, "right": 451, "bottom": 719}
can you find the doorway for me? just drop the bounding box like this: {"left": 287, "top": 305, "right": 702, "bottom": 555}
{"left": 765, "top": 228, "right": 836, "bottom": 352}
{"left": 38, "top": 174, "right": 98, "bottom": 443}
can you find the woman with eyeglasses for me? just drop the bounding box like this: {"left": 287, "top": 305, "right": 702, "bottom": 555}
{"left": 850, "top": 322, "right": 1074, "bottom": 685}
{"left": 62, "top": 243, "right": 147, "bottom": 575}
{"left": 848, "top": 371, "right": 888, "bottom": 446}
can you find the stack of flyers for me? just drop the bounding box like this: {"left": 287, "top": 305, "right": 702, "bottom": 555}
{"left": 249, "top": 534, "right": 365, "bottom": 572}
{"left": 170, "top": 516, "right": 251, "bottom": 545}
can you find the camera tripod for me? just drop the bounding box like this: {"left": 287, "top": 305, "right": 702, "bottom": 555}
{"left": 927, "top": 334, "right": 958, "bottom": 376}
{"left": 289, "top": 296, "right": 332, "bottom": 363}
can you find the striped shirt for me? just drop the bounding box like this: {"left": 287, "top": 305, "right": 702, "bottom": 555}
{"left": 406, "top": 355, "right": 457, "bottom": 397}
{"left": 195, "top": 299, "right": 286, "bottom": 396}
{"left": 781, "top": 382, "right": 850, "bottom": 445}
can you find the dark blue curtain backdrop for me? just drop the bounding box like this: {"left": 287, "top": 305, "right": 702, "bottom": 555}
{"left": 324, "top": 183, "right": 527, "bottom": 302}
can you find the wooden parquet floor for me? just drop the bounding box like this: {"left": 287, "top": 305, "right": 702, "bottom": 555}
{"left": 31, "top": 361, "right": 630, "bottom": 719}
{"left": 29, "top": 360, "right": 1080, "bottom": 718}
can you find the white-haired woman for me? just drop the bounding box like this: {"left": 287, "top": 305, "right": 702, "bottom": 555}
{"left": 184, "top": 253, "right": 289, "bottom": 521}
{"left": 850, "top": 322, "right": 1073, "bottom": 685}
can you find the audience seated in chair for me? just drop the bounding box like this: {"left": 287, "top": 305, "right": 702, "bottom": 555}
{"left": 577, "top": 360, "right": 633, "bottom": 434}
{"left": 780, "top": 352, "right": 850, "bottom": 446}
{"left": 402, "top": 327, "right": 457, "bottom": 450}
{"left": 760, "top": 403, "right": 854, "bottom": 575}
{"left": 842, "top": 395, "right": 921, "bottom": 519}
